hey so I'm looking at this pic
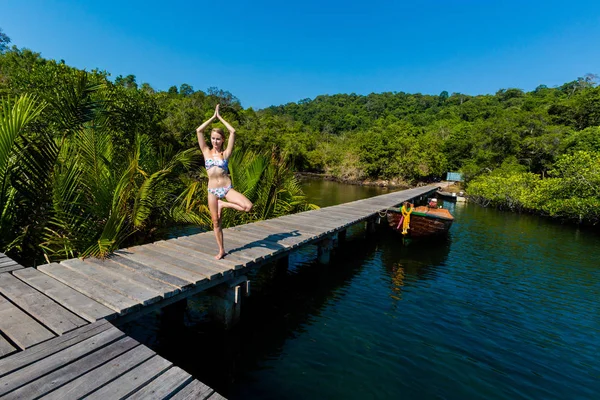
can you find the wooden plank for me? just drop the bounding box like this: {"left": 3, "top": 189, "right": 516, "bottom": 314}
{"left": 304, "top": 215, "right": 360, "bottom": 227}
{"left": 321, "top": 206, "right": 369, "bottom": 217}
{"left": 0, "top": 295, "right": 54, "bottom": 350}
{"left": 170, "top": 379, "right": 214, "bottom": 400}
{"left": 128, "top": 366, "right": 194, "bottom": 399}
{"left": 272, "top": 214, "right": 342, "bottom": 231}
{"left": 152, "top": 239, "right": 236, "bottom": 273}
{"left": 179, "top": 234, "right": 256, "bottom": 263}
{"left": 0, "top": 319, "right": 112, "bottom": 377}
{"left": 255, "top": 220, "right": 325, "bottom": 240}
{"left": 174, "top": 237, "right": 253, "bottom": 266}
{"left": 148, "top": 241, "right": 234, "bottom": 275}
{"left": 114, "top": 249, "right": 207, "bottom": 285}
{"left": 313, "top": 208, "right": 366, "bottom": 223}
{"left": 37, "top": 263, "right": 140, "bottom": 315}
{"left": 249, "top": 221, "right": 309, "bottom": 238}
{"left": 0, "top": 335, "right": 16, "bottom": 358}
{"left": 153, "top": 240, "right": 240, "bottom": 271}
{"left": 227, "top": 227, "right": 292, "bottom": 250}
{"left": 234, "top": 224, "right": 310, "bottom": 247}
{"left": 84, "top": 257, "right": 182, "bottom": 298}
{"left": 217, "top": 235, "right": 270, "bottom": 261}
{"left": 61, "top": 259, "right": 163, "bottom": 306}
{"left": 2, "top": 337, "right": 140, "bottom": 400}
{"left": 105, "top": 254, "right": 193, "bottom": 289}
{"left": 0, "top": 260, "right": 19, "bottom": 267}
{"left": 84, "top": 355, "right": 172, "bottom": 399}
{"left": 0, "top": 326, "right": 125, "bottom": 396}
{"left": 0, "top": 265, "right": 23, "bottom": 274}
{"left": 207, "top": 392, "right": 227, "bottom": 400}
{"left": 127, "top": 246, "right": 220, "bottom": 280}
{"left": 0, "top": 274, "right": 87, "bottom": 335}
{"left": 279, "top": 213, "right": 343, "bottom": 230}
{"left": 40, "top": 345, "right": 155, "bottom": 400}
{"left": 263, "top": 217, "right": 334, "bottom": 235}
{"left": 12, "top": 268, "right": 115, "bottom": 323}
{"left": 222, "top": 232, "right": 281, "bottom": 260}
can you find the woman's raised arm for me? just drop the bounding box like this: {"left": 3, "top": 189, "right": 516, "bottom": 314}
{"left": 196, "top": 108, "right": 218, "bottom": 152}
{"left": 217, "top": 105, "right": 236, "bottom": 158}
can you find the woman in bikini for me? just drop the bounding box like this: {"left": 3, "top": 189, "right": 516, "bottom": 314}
{"left": 196, "top": 104, "right": 253, "bottom": 259}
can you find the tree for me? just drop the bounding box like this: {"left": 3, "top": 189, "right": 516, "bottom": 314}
{"left": 115, "top": 74, "right": 138, "bottom": 89}
{"left": 179, "top": 83, "right": 194, "bottom": 96}
{"left": 0, "top": 28, "right": 10, "bottom": 53}
{"left": 439, "top": 90, "right": 449, "bottom": 104}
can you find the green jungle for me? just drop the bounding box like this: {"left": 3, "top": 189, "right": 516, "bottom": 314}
{"left": 1, "top": 28, "right": 599, "bottom": 267}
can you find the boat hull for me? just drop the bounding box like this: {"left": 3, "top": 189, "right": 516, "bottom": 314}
{"left": 386, "top": 206, "right": 454, "bottom": 238}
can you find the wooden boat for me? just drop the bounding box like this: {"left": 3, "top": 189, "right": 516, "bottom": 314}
{"left": 386, "top": 204, "right": 454, "bottom": 238}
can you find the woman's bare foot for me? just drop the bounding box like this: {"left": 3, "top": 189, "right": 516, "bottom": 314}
{"left": 217, "top": 200, "right": 224, "bottom": 218}
{"left": 215, "top": 251, "right": 226, "bottom": 260}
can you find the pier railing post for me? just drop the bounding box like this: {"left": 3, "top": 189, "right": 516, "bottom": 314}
{"left": 208, "top": 275, "right": 249, "bottom": 330}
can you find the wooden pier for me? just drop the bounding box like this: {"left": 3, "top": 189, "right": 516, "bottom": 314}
{"left": 0, "top": 185, "right": 438, "bottom": 398}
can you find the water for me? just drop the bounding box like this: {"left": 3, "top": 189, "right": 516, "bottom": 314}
{"left": 122, "top": 180, "right": 600, "bottom": 399}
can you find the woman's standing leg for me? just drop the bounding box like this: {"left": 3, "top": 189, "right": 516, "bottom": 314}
{"left": 208, "top": 193, "right": 226, "bottom": 259}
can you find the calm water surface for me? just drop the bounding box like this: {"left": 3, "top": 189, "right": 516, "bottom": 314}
{"left": 123, "top": 180, "right": 600, "bottom": 399}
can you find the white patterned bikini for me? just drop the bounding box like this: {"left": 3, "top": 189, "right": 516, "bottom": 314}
{"left": 206, "top": 157, "right": 232, "bottom": 199}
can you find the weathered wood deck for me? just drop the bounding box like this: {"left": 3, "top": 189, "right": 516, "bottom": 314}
{"left": 0, "top": 185, "right": 438, "bottom": 398}
{"left": 0, "top": 319, "right": 224, "bottom": 399}
{"left": 0, "top": 254, "right": 224, "bottom": 398}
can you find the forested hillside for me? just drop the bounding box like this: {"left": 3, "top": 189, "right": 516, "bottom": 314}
{"left": 1, "top": 27, "right": 598, "bottom": 265}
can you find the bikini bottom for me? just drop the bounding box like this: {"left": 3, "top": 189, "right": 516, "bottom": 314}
{"left": 208, "top": 184, "right": 233, "bottom": 199}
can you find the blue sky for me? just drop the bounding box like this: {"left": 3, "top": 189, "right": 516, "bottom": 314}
{"left": 2, "top": 0, "right": 600, "bottom": 109}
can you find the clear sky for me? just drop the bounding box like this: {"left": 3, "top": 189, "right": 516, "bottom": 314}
{"left": 2, "top": 0, "right": 600, "bottom": 109}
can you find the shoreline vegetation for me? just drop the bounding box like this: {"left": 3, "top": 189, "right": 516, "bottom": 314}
{"left": 1, "top": 28, "right": 599, "bottom": 265}
{"left": 295, "top": 172, "right": 411, "bottom": 189}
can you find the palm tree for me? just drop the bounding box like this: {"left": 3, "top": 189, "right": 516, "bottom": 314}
{"left": 0, "top": 94, "right": 50, "bottom": 264}
{"left": 42, "top": 129, "right": 200, "bottom": 260}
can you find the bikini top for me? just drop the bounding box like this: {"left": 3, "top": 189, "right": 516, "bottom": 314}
{"left": 205, "top": 156, "right": 229, "bottom": 173}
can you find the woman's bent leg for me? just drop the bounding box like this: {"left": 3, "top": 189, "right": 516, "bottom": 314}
{"left": 224, "top": 189, "right": 253, "bottom": 212}
{"left": 217, "top": 199, "right": 245, "bottom": 218}
{"left": 208, "top": 194, "right": 226, "bottom": 259}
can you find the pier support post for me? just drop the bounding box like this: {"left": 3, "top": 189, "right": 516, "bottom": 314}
{"left": 208, "top": 276, "right": 249, "bottom": 330}
{"left": 331, "top": 232, "right": 340, "bottom": 249}
{"left": 338, "top": 229, "right": 347, "bottom": 246}
{"left": 161, "top": 298, "right": 188, "bottom": 327}
{"left": 317, "top": 237, "right": 333, "bottom": 264}
{"left": 276, "top": 254, "right": 289, "bottom": 279}
{"left": 276, "top": 253, "right": 289, "bottom": 270}
{"left": 366, "top": 217, "right": 377, "bottom": 234}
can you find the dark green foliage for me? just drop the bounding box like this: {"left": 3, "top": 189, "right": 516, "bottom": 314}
{"left": 1, "top": 27, "right": 599, "bottom": 260}
{"left": 0, "top": 41, "right": 315, "bottom": 265}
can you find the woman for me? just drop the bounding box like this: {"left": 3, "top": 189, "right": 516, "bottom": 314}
{"left": 196, "top": 104, "right": 252, "bottom": 259}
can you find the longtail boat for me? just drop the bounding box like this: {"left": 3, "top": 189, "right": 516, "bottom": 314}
{"left": 386, "top": 201, "right": 454, "bottom": 238}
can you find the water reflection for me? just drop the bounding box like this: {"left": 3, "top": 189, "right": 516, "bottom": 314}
{"left": 379, "top": 232, "right": 452, "bottom": 303}
{"left": 299, "top": 177, "right": 391, "bottom": 207}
